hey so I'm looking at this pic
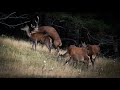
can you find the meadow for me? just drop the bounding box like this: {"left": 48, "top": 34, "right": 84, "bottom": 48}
{"left": 0, "top": 35, "right": 120, "bottom": 78}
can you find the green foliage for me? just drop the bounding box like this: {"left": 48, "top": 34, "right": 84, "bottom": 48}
{"left": 47, "top": 12, "right": 111, "bottom": 33}
{"left": 83, "top": 19, "right": 111, "bottom": 31}
{"left": 45, "top": 12, "right": 113, "bottom": 46}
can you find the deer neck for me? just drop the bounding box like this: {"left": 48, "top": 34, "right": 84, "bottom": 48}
{"left": 25, "top": 29, "right": 31, "bottom": 38}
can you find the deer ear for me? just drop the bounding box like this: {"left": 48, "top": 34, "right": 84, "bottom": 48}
{"left": 83, "top": 42, "right": 86, "bottom": 45}
{"left": 82, "top": 42, "right": 87, "bottom": 48}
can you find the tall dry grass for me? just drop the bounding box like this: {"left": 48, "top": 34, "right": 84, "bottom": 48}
{"left": 0, "top": 35, "right": 120, "bottom": 78}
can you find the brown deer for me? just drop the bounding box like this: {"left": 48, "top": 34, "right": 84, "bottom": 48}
{"left": 21, "top": 25, "right": 52, "bottom": 53}
{"left": 81, "top": 42, "right": 100, "bottom": 67}
{"left": 57, "top": 45, "right": 90, "bottom": 68}
{"left": 31, "top": 16, "right": 62, "bottom": 53}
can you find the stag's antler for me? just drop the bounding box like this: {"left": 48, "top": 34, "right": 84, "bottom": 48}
{"left": 31, "top": 16, "right": 39, "bottom": 31}
{"left": 35, "top": 16, "right": 39, "bottom": 28}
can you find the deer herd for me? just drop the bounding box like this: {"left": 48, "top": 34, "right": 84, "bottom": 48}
{"left": 21, "top": 16, "right": 100, "bottom": 69}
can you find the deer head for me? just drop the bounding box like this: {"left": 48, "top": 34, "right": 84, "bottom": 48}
{"left": 21, "top": 25, "right": 31, "bottom": 37}
{"left": 21, "top": 25, "right": 29, "bottom": 31}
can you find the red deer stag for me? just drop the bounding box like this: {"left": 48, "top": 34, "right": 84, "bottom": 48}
{"left": 82, "top": 42, "right": 100, "bottom": 67}
{"left": 31, "top": 16, "right": 62, "bottom": 53}
{"left": 57, "top": 45, "right": 90, "bottom": 68}
{"left": 21, "top": 25, "right": 52, "bottom": 53}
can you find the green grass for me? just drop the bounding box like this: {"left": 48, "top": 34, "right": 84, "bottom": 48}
{"left": 0, "top": 35, "right": 120, "bottom": 78}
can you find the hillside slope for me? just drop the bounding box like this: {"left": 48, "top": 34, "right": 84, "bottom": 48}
{"left": 0, "top": 35, "right": 120, "bottom": 78}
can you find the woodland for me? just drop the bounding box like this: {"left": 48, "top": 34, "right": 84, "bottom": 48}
{"left": 0, "top": 8, "right": 119, "bottom": 59}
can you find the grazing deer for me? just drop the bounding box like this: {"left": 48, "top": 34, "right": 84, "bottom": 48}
{"left": 82, "top": 42, "right": 100, "bottom": 67}
{"left": 21, "top": 25, "right": 52, "bottom": 53}
{"left": 57, "top": 45, "right": 90, "bottom": 68}
{"left": 31, "top": 16, "right": 62, "bottom": 53}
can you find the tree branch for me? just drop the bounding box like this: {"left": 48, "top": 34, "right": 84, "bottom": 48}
{"left": 81, "top": 25, "right": 114, "bottom": 45}
{"left": 61, "top": 38, "right": 78, "bottom": 45}
{"left": 0, "top": 20, "right": 30, "bottom": 28}
{"left": 0, "top": 12, "right": 16, "bottom": 20}
{"left": 0, "top": 12, "right": 30, "bottom": 28}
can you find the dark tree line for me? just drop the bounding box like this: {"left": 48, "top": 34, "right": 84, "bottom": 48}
{"left": 0, "top": 9, "right": 120, "bottom": 59}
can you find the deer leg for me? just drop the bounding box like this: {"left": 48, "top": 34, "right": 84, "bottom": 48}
{"left": 73, "top": 60, "right": 78, "bottom": 68}
{"left": 57, "top": 54, "right": 61, "bottom": 61}
{"left": 92, "top": 55, "right": 97, "bottom": 68}
{"left": 35, "top": 40, "right": 37, "bottom": 51}
{"left": 91, "top": 56, "right": 95, "bottom": 68}
{"left": 81, "top": 60, "right": 89, "bottom": 70}
{"left": 40, "top": 41, "right": 44, "bottom": 48}
{"left": 32, "top": 41, "right": 35, "bottom": 50}
{"left": 68, "top": 58, "right": 73, "bottom": 66}
{"left": 45, "top": 41, "right": 51, "bottom": 53}
{"left": 86, "top": 56, "right": 91, "bottom": 69}
{"left": 89, "top": 55, "right": 94, "bottom": 67}
{"left": 50, "top": 41, "right": 53, "bottom": 50}
{"left": 93, "top": 56, "right": 96, "bottom": 62}
{"left": 56, "top": 47, "right": 60, "bottom": 54}
{"left": 86, "top": 60, "right": 89, "bottom": 69}
{"left": 64, "top": 57, "right": 72, "bottom": 66}
{"left": 41, "top": 44, "right": 44, "bottom": 48}
{"left": 73, "top": 57, "right": 78, "bottom": 68}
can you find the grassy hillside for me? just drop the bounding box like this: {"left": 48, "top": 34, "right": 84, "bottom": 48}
{"left": 0, "top": 35, "right": 120, "bottom": 78}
